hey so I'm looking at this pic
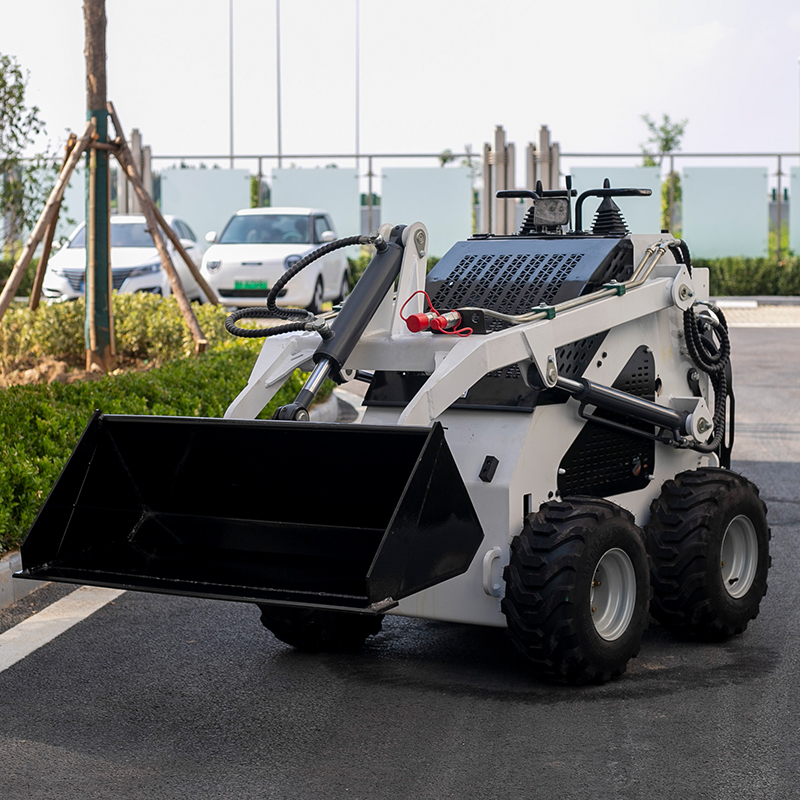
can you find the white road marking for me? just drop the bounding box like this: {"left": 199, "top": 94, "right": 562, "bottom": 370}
{"left": 0, "top": 586, "right": 125, "bottom": 672}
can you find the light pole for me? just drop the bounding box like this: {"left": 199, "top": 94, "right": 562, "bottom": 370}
{"left": 229, "top": 0, "right": 234, "bottom": 168}
{"left": 355, "top": 0, "right": 360, "bottom": 171}
{"left": 276, "top": 0, "right": 283, "bottom": 168}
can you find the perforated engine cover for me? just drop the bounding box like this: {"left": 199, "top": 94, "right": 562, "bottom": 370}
{"left": 366, "top": 236, "right": 630, "bottom": 414}
{"left": 426, "top": 237, "right": 627, "bottom": 326}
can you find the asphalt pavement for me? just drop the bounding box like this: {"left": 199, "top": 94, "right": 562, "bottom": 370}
{"left": 0, "top": 325, "right": 798, "bottom": 799}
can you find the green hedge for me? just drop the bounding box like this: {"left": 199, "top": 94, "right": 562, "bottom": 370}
{"left": 1, "top": 294, "right": 231, "bottom": 370}
{"left": 0, "top": 343, "right": 315, "bottom": 555}
{"left": 698, "top": 256, "right": 800, "bottom": 297}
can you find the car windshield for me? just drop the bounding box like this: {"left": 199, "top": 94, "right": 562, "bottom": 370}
{"left": 68, "top": 222, "right": 159, "bottom": 249}
{"left": 218, "top": 214, "right": 310, "bottom": 245}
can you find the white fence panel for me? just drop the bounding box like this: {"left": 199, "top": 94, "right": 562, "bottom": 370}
{"left": 380, "top": 167, "right": 473, "bottom": 259}
{"left": 790, "top": 167, "right": 800, "bottom": 256}
{"left": 270, "top": 168, "right": 360, "bottom": 238}
{"left": 682, "top": 167, "right": 768, "bottom": 259}
{"left": 570, "top": 167, "right": 662, "bottom": 234}
{"left": 160, "top": 168, "right": 251, "bottom": 240}
{"left": 56, "top": 165, "right": 85, "bottom": 242}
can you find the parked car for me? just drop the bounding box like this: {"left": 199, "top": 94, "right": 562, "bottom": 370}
{"left": 200, "top": 207, "right": 349, "bottom": 313}
{"left": 42, "top": 214, "right": 205, "bottom": 302}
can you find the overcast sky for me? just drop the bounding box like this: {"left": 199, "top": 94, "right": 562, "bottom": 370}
{"left": 3, "top": 0, "right": 800, "bottom": 180}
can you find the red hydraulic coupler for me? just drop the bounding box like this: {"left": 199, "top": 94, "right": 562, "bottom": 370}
{"left": 400, "top": 290, "right": 473, "bottom": 337}
{"left": 405, "top": 311, "right": 441, "bottom": 333}
{"left": 429, "top": 311, "right": 462, "bottom": 332}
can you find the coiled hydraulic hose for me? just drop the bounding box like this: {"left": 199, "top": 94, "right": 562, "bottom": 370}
{"left": 683, "top": 302, "right": 730, "bottom": 454}
{"left": 225, "top": 233, "right": 382, "bottom": 339}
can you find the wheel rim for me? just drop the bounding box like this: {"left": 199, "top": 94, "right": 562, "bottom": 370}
{"left": 720, "top": 515, "right": 758, "bottom": 598}
{"left": 313, "top": 281, "right": 323, "bottom": 311}
{"left": 591, "top": 548, "right": 637, "bottom": 641}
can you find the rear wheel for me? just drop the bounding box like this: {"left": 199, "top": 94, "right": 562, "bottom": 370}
{"left": 646, "top": 468, "right": 770, "bottom": 640}
{"left": 257, "top": 605, "right": 382, "bottom": 652}
{"left": 307, "top": 278, "right": 324, "bottom": 314}
{"left": 502, "top": 498, "right": 650, "bottom": 684}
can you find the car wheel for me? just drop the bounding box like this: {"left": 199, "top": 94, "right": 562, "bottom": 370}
{"left": 336, "top": 270, "right": 351, "bottom": 304}
{"left": 307, "top": 278, "right": 324, "bottom": 315}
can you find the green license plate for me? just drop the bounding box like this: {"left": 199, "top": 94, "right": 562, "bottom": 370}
{"left": 235, "top": 280, "right": 268, "bottom": 290}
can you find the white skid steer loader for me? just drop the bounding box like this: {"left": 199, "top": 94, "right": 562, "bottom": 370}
{"left": 17, "top": 179, "right": 770, "bottom": 684}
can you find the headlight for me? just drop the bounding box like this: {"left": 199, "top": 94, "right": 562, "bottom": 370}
{"left": 284, "top": 255, "right": 302, "bottom": 271}
{"left": 205, "top": 259, "right": 222, "bottom": 273}
{"left": 127, "top": 261, "right": 161, "bottom": 278}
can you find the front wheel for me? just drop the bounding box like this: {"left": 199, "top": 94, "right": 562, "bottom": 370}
{"left": 307, "top": 278, "right": 324, "bottom": 314}
{"left": 257, "top": 605, "right": 383, "bottom": 652}
{"left": 502, "top": 498, "right": 650, "bottom": 685}
{"left": 646, "top": 468, "right": 770, "bottom": 640}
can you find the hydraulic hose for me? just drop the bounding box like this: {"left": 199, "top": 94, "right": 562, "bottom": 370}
{"left": 683, "top": 302, "right": 730, "bottom": 454}
{"left": 267, "top": 235, "right": 366, "bottom": 321}
{"left": 225, "top": 308, "right": 333, "bottom": 340}
{"left": 225, "top": 233, "right": 384, "bottom": 339}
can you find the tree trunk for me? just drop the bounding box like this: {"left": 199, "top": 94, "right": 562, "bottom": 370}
{"left": 84, "top": 0, "right": 114, "bottom": 371}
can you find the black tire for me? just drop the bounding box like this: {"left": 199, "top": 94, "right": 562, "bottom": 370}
{"left": 257, "top": 605, "right": 382, "bottom": 652}
{"left": 307, "top": 278, "right": 324, "bottom": 314}
{"left": 645, "top": 468, "right": 770, "bottom": 640}
{"left": 502, "top": 498, "right": 650, "bottom": 685}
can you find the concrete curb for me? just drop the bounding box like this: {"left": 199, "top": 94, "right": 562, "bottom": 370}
{"left": 713, "top": 296, "right": 800, "bottom": 306}
{"left": 0, "top": 551, "right": 46, "bottom": 611}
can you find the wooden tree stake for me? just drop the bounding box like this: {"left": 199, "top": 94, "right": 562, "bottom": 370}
{"left": 0, "top": 120, "right": 94, "bottom": 323}
{"left": 107, "top": 103, "right": 208, "bottom": 353}
{"left": 106, "top": 105, "right": 219, "bottom": 305}
{"left": 29, "top": 134, "right": 78, "bottom": 311}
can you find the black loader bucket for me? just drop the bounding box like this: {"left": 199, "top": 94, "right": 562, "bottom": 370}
{"left": 17, "top": 413, "right": 484, "bottom": 613}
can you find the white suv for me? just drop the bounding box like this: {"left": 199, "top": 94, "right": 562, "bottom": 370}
{"left": 42, "top": 214, "right": 204, "bottom": 302}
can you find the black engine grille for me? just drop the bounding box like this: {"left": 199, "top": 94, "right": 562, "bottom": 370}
{"left": 429, "top": 251, "right": 582, "bottom": 324}
{"left": 557, "top": 346, "right": 656, "bottom": 498}
{"left": 426, "top": 237, "right": 627, "bottom": 332}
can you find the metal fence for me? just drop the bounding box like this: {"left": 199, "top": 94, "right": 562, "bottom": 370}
{"left": 559, "top": 151, "right": 800, "bottom": 259}
{"left": 7, "top": 143, "right": 800, "bottom": 259}
{"left": 150, "top": 150, "right": 480, "bottom": 232}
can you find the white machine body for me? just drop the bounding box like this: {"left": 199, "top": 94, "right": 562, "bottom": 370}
{"left": 226, "top": 224, "right": 718, "bottom": 628}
